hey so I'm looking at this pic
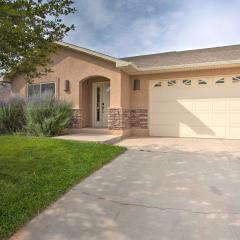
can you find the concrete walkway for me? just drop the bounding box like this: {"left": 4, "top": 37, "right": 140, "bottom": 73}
{"left": 54, "top": 132, "right": 122, "bottom": 144}
{"left": 11, "top": 138, "right": 240, "bottom": 240}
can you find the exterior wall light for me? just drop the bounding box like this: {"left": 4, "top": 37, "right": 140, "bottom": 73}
{"left": 64, "top": 80, "right": 70, "bottom": 92}
{"left": 133, "top": 79, "right": 140, "bottom": 91}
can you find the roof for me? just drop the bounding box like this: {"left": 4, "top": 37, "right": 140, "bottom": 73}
{"left": 56, "top": 42, "right": 130, "bottom": 67}
{"left": 57, "top": 42, "right": 240, "bottom": 75}
{"left": 121, "top": 44, "right": 240, "bottom": 69}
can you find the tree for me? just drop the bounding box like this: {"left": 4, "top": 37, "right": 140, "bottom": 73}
{"left": 0, "top": 0, "right": 76, "bottom": 80}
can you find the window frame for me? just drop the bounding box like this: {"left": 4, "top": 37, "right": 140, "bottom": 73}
{"left": 27, "top": 82, "right": 56, "bottom": 98}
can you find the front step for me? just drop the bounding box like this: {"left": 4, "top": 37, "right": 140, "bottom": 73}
{"left": 64, "top": 128, "right": 115, "bottom": 135}
{"left": 54, "top": 132, "right": 123, "bottom": 145}
{"left": 103, "top": 135, "right": 123, "bottom": 144}
{"left": 79, "top": 128, "right": 114, "bottom": 135}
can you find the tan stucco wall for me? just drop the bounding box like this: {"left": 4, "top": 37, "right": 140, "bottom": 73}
{"left": 11, "top": 47, "right": 128, "bottom": 109}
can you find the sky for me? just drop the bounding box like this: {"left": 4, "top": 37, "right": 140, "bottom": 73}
{"left": 64, "top": 0, "right": 240, "bottom": 58}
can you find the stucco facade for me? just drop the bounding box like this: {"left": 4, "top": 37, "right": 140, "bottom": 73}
{"left": 11, "top": 43, "right": 240, "bottom": 138}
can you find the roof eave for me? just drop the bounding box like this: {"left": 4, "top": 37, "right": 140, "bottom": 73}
{"left": 118, "top": 60, "right": 240, "bottom": 75}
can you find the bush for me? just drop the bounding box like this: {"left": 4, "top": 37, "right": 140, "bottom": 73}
{"left": 0, "top": 97, "right": 26, "bottom": 134}
{"left": 26, "top": 95, "right": 73, "bottom": 136}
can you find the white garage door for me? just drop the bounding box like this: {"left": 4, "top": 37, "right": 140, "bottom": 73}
{"left": 149, "top": 76, "right": 240, "bottom": 139}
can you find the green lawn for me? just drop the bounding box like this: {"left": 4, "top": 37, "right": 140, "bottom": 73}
{"left": 0, "top": 135, "right": 126, "bottom": 239}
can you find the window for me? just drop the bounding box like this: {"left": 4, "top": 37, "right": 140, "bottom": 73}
{"left": 198, "top": 79, "right": 207, "bottom": 85}
{"left": 133, "top": 79, "right": 140, "bottom": 90}
{"left": 232, "top": 76, "right": 240, "bottom": 83}
{"left": 215, "top": 78, "right": 224, "bottom": 84}
{"left": 168, "top": 80, "right": 176, "bottom": 86}
{"left": 154, "top": 81, "right": 162, "bottom": 87}
{"left": 96, "top": 87, "right": 100, "bottom": 122}
{"left": 28, "top": 84, "right": 40, "bottom": 98}
{"left": 27, "top": 82, "right": 55, "bottom": 98}
{"left": 183, "top": 80, "right": 191, "bottom": 85}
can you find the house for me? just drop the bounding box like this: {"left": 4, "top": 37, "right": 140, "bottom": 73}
{"left": 0, "top": 77, "right": 11, "bottom": 101}
{"left": 11, "top": 42, "right": 240, "bottom": 139}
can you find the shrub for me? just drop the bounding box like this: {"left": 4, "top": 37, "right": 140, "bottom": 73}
{"left": 26, "top": 95, "right": 73, "bottom": 136}
{"left": 0, "top": 97, "right": 26, "bottom": 134}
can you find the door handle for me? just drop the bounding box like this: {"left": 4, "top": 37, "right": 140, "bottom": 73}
{"left": 102, "top": 103, "right": 104, "bottom": 113}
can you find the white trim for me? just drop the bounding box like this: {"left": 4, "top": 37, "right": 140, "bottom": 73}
{"left": 118, "top": 60, "right": 240, "bottom": 75}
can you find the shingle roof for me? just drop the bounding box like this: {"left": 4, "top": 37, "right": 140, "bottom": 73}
{"left": 121, "top": 44, "right": 240, "bottom": 69}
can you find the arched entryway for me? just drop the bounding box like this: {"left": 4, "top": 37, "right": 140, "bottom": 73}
{"left": 81, "top": 76, "right": 110, "bottom": 128}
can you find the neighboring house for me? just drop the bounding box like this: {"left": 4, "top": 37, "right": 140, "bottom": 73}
{"left": 0, "top": 78, "right": 11, "bottom": 101}
{"left": 11, "top": 42, "right": 240, "bottom": 139}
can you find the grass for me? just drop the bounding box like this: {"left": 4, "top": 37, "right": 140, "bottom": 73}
{"left": 0, "top": 135, "right": 126, "bottom": 239}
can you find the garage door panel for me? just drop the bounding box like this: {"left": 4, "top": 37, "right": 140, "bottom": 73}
{"left": 149, "top": 78, "right": 240, "bottom": 139}
{"left": 229, "top": 100, "right": 240, "bottom": 112}
{"left": 207, "top": 127, "right": 226, "bottom": 138}
{"left": 212, "top": 100, "right": 227, "bottom": 112}
{"left": 150, "top": 101, "right": 180, "bottom": 113}
{"left": 194, "top": 101, "right": 211, "bottom": 112}
{"left": 179, "top": 124, "right": 219, "bottom": 138}
{"left": 149, "top": 124, "right": 179, "bottom": 137}
{"left": 212, "top": 113, "right": 227, "bottom": 126}
{"left": 150, "top": 124, "right": 224, "bottom": 138}
{"left": 229, "top": 113, "right": 240, "bottom": 127}
{"left": 150, "top": 101, "right": 194, "bottom": 113}
{"left": 150, "top": 113, "right": 211, "bottom": 127}
{"left": 191, "top": 113, "right": 211, "bottom": 125}
{"left": 229, "top": 127, "right": 240, "bottom": 139}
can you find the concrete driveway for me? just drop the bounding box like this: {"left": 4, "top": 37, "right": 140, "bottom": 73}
{"left": 12, "top": 138, "right": 240, "bottom": 240}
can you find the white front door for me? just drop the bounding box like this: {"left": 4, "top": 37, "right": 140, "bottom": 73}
{"left": 92, "top": 82, "right": 110, "bottom": 128}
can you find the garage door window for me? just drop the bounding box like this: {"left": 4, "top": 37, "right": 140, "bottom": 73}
{"left": 183, "top": 80, "right": 191, "bottom": 85}
{"left": 215, "top": 78, "right": 224, "bottom": 84}
{"left": 154, "top": 81, "right": 162, "bottom": 87}
{"left": 232, "top": 76, "right": 240, "bottom": 83}
{"left": 168, "top": 80, "right": 176, "bottom": 86}
{"left": 28, "top": 82, "right": 56, "bottom": 98}
{"left": 198, "top": 79, "right": 207, "bottom": 85}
